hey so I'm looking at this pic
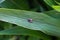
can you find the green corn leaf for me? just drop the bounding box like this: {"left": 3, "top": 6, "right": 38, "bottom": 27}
{"left": 0, "top": 0, "right": 29, "bottom": 10}
{"left": 52, "top": 6, "right": 60, "bottom": 12}
{"left": 1, "top": 22, "right": 13, "bottom": 29}
{"left": 0, "top": 8, "right": 60, "bottom": 37}
{"left": 44, "top": 0, "right": 57, "bottom": 6}
{"left": 0, "top": 26, "right": 52, "bottom": 40}
{"left": 0, "top": 0, "right": 5, "bottom": 3}
{"left": 45, "top": 10, "right": 60, "bottom": 19}
{"left": 54, "top": 0, "right": 60, "bottom": 5}
{"left": 0, "top": 0, "right": 45, "bottom": 12}
{"left": 41, "top": 0, "right": 60, "bottom": 19}
{"left": 44, "top": 0, "right": 60, "bottom": 10}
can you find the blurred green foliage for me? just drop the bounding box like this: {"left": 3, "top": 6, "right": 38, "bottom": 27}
{"left": 0, "top": 0, "right": 60, "bottom": 40}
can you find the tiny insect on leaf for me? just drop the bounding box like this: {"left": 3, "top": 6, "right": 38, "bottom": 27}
{"left": 28, "top": 19, "right": 32, "bottom": 23}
